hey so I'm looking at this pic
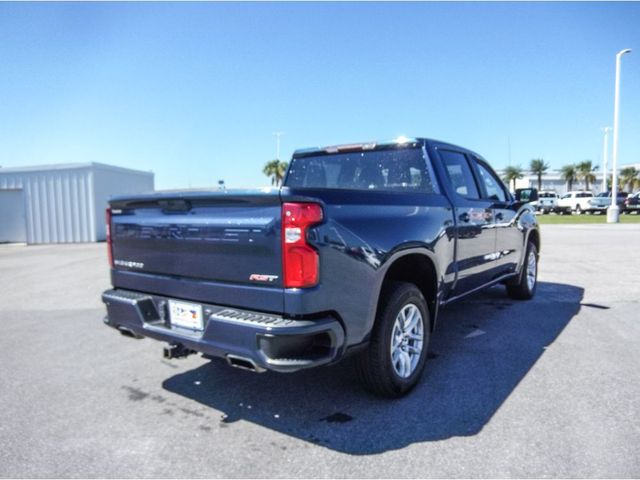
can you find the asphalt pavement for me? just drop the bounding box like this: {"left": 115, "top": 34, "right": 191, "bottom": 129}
{"left": 0, "top": 224, "right": 638, "bottom": 478}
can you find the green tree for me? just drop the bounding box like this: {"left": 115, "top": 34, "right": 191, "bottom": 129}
{"left": 262, "top": 159, "right": 289, "bottom": 186}
{"left": 502, "top": 165, "right": 524, "bottom": 192}
{"left": 576, "top": 160, "right": 596, "bottom": 191}
{"left": 619, "top": 166, "right": 639, "bottom": 192}
{"left": 529, "top": 158, "right": 549, "bottom": 191}
{"left": 561, "top": 164, "right": 577, "bottom": 191}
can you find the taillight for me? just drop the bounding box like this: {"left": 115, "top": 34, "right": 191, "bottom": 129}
{"left": 282, "top": 202, "right": 323, "bottom": 288}
{"left": 106, "top": 208, "right": 114, "bottom": 267}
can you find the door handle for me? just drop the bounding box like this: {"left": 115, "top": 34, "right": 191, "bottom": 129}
{"left": 459, "top": 212, "right": 470, "bottom": 223}
{"left": 495, "top": 212, "right": 504, "bottom": 221}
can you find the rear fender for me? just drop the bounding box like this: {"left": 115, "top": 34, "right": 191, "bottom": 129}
{"left": 363, "top": 247, "right": 442, "bottom": 340}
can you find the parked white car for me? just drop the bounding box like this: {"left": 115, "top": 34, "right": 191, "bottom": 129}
{"left": 557, "top": 191, "right": 594, "bottom": 214}
{"left": 532, "top": 191, "right": 559, "bottom": 214}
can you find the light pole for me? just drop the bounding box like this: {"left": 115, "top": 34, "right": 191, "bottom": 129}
{"left": 607, "top": 48, "right": 632, "bottom": 224}
{"left": 601, "top": 127, "right": 611, "bottom": 193}
{"left": 273, "top": 132, "right": 284, "bottom": 160}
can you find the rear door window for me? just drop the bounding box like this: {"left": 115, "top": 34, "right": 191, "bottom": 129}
{"left": 439, "top": 150, "right": 480, "bottom": 200}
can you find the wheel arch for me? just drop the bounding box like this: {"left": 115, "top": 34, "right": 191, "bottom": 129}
{"left": 526, "top": 227, "right": 541, "bottom": 254}
{"left": 369, "top": 249, "right": 441, "bottom": 335}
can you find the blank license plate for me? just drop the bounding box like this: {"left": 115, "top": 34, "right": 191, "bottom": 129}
{"left": 168, "top": 300, "right": 204, "bottom": 331}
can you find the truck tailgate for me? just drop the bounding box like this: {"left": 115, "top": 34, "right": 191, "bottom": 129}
{"left": 108, "top": 190, "right": 284, "bottom": 307}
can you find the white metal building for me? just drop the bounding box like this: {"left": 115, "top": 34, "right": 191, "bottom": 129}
{"left": 508, "top": 171, "right": 607, "bottom": 195}
{"left": 0, "top": 162, "right": 154, "bottom": 244}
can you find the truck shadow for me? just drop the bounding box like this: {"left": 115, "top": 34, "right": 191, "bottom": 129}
{"left": 162, "top": 281, "right": 583, "bottom": 455}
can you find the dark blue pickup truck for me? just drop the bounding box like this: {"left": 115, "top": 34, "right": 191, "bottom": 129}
{"left": 102, "top": 137, "right": 540, "bottom": 397}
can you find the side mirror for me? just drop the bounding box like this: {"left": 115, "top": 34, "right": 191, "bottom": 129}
{"left": 515, "top": 188, "right": 538, "bottom": 203}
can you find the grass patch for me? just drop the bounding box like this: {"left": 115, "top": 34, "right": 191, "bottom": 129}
{"left": 536, "top": 213, "right": 640, "bottom": 224}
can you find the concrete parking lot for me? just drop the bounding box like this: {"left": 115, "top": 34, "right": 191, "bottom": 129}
{"left": 0, "top": 224, "right": 639, "bottom": 478}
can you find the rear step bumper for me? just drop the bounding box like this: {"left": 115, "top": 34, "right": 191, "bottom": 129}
{"left": 102, "top": 289, "right": 345, "bottom": 373}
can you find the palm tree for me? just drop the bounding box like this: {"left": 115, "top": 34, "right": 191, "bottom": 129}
{"left": 576, "top": 160, "right": 596, "bottom": 191}
{"left": 619, "top": 166, "right": 638, "bottom": 192}
{"left": 561, "top": 164, "right": 577, "bottom": 191}
{"left": 262, "top": 159, "right": 289, "bottom": 186}
{"left": 529, "top": 158, "right": 549, "bottom": 191}
{"left": 502, "top": 165, "right": 523, "bottom": 192}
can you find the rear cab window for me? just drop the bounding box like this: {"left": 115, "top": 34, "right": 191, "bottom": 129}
{"left": 285, "top": 147, "right": 440, "bottom": 193}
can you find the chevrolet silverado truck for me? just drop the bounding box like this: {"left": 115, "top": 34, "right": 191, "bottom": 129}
{"left": 102, "top": 137, "right": 540, "bottom": 397}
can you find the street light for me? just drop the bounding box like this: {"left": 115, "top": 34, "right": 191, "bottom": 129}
{"left": 273, "top": 132, "right": 284, "bottom": 160}
{"left": 601, "top": 127, "right": 611, "bottom": 193}
{"left": 607, "top": 48, "right": 632, "bottom": 224}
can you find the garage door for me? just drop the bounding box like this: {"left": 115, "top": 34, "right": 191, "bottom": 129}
{"left": 0, "top": 189, "right": 27, "bottom": 243}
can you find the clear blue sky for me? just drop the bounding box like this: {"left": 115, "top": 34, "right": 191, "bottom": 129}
{"left": 0, "top": 2, "right": 638, "bottom": 189}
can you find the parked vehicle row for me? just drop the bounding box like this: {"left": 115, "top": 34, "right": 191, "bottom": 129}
{"left": 531, "top": 190, "right": 639, "bottom": 215}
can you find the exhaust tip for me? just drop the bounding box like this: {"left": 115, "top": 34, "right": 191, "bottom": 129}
{"left": 226, "top": 354, "right": 265, "bottom": 373}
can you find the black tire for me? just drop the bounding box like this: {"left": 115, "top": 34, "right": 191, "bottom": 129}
{"left": 506, "top": 242, "right": 538, "bottom": 300}
{"left": 356, "top": 282, "right": 431, "bottom": 398}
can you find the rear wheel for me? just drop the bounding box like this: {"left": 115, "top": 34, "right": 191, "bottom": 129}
{"left": 356, "top": 282, "right": 430, "bottom": 397}
{"left": 506, "top": 242, "right": 538, "bottom": 300}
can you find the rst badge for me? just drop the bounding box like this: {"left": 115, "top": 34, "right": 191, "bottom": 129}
{"left": 249, "top": 274, "right": 279, "bottom": 283}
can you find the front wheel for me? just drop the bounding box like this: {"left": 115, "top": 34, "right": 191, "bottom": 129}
{"left": 506, "top": 242, "right": 538, "bottom": 300}
{"left": 356, "top": 282, "right": 431, "bottom": 397}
